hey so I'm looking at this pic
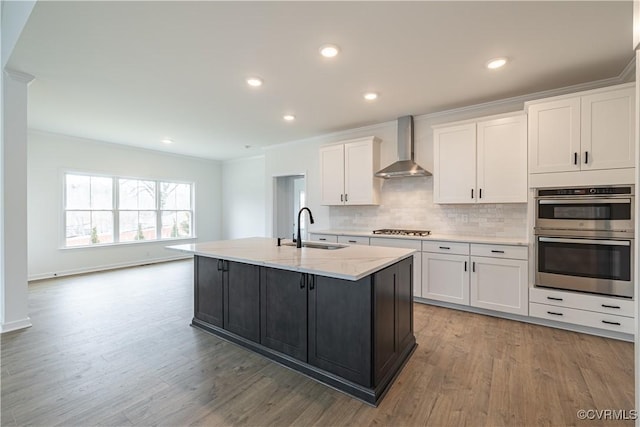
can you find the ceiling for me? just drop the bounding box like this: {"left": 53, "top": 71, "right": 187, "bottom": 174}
{"left": 8, "top": 1, "right": 634, "bottom": 160}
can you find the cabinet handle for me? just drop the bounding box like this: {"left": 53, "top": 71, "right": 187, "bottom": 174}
{"left": 472, "top": 262, "right": 476, "bottom": 273}
{"left": 547, "top": 296, "right": 563, "bottom": 301}
{"left": 345, "top": 194, "right": 348, "bottom": 202}
{"left": 309, "top": 275, "right": 315, "bottom": 290}
{"left": 439, "top": 246, "right": 451, "bottom": 250}
{"left": 574, "top": 152, "right": 578, "bottom": 165}
{"left": 319, "top": 238, "right": 327, "bottom": 241}
{"left": 222, "top": 260, "right": 228, "bottom": 272}
{"left": 300, "top": 275, "right": 305, "bottom": 289}
{"left": 471, "top": 189, "right": 474, "bottom": 199}
{"left": 490, "top": 250, "right": 504, "bottom": 254}
{"left": 217, "top": 259, "right": 223, "bottom": 271}
{"left": 348, "top": 240, "right": 357, "bottom": 243}
{"left": 464, "top": 261, "right": 467, "bottom": 272}
{"left": 547, "top": 311, "right": 563, "bottom": 316}
{"left": 584, "top": 151, "right": 589, "bottom": 164}
{"left": 602, "top": 320, "right": 621, "bottom": 326}
{"left": 601, "top": 304, "right": 621, "bottom": 309}
{"left": 340, "top": 194, "right": 344, "bottom": 202}
{"left": 479, "top": 188, "right": 482, "bottom": 199}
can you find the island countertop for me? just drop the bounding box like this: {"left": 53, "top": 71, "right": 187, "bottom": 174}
{"left": 167, "top": 237, "right": 415, "bottom": 281}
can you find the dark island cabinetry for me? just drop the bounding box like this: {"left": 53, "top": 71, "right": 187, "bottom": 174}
{"left": 191, "top": 255, "right": 416, "bottom": 406}
{"left": 260, "top": 268, "right": 308, "bottom": 361}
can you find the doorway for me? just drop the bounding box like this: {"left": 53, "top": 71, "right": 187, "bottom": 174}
{"left": 273, "top": 174, "right": 306, "bottom": 240}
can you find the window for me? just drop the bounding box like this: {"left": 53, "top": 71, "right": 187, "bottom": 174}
{"left": 64, "top": 173, "right": 194, "bottom": 247}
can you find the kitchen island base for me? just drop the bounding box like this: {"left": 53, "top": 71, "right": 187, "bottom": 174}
{"left": 191, "top": 255, "right": 416, "bottom": 406}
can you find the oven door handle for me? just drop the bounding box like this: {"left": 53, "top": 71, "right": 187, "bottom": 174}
{"left": 537, "top": 198, "right": 631, "bottom": 205}
{"left": 538, "top": 237, "right": 631, "bottom": 246}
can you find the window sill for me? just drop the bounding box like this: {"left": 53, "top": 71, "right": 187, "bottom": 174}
{"left": 60, "top": 236, "right": 198, "bottom": 250}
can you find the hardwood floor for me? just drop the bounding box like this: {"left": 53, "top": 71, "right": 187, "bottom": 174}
{"left": 1, "top": 259, "right": 634, "bottom": 426}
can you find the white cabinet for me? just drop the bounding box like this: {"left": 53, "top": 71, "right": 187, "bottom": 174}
{"left": 422, "top": 241, "right": 528, "bottom": 316}
{"left": 470, "top": 256, "right": 528, "bottom": 316}
{"left": 337, "top": 235, "right": 370, "bottom": 245}
{"left": 421, "top": 241, "right": 470, "bottom": 304}
{"left": 433, "top": 113, "right": 527, "bottom": 204}
{"left": 529, "top": 287, "right": 634, "bottom": 335}
{"left": 319, "top": 136, "right": 381, "bottom": 206}
{"left": 528, "top": 84, "right": 635, "bottom": 174}
{"left": 422, "top": 252, "right": 470, "bottom": 305}
{"left": 308, "top": 233, "right": 338, "bottom": 243}
{"left": 371, "top": 237, "right": 422, "bottom": 297}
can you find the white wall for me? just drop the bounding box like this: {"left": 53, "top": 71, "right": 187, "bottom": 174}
{"left": 27, "top": 131, "right": 222, "bottom": 279}
{"left": 221, "top": 155, "right": 266, "bottom": 239}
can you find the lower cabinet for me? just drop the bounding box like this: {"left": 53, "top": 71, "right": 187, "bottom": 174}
{"left": 194, "top": 256, "right": 224, "bottom": 327}
{"left": 224, "top": 260, "right": 260, "bottom": 342}
{"left": 529, "top": 287, "right": 634, "bottom": 334}
{"left": 422, "top": 252, "right": 470, "bottom": 304}
{"left": 470, "top": 256, "right": 528, "bottom": 315}
{"left": 260, "top": 268, "right": 308, "bottom": 361}
{"left": 421, "top": 242, "right": 528, "bottom": 316}
{"left": 308, "top": 274, "right": 372, "bottom": 386}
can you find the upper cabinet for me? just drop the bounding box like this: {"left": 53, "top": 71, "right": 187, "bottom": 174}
{"left": 433, "top": 113, "right": 527, "bottom": 204}
{"left": 527, "top": 84, "right": 635, "bottom": 185}
{"left": 319, "top": 136, "right": 381, "bottom": 206}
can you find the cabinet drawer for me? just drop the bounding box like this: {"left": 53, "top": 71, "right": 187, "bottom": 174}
{"left": 530, "top": 303, "right": 634, "bottom": 334}
{"left": 422, "top": 240, "right": 470, "bottom": 255}
{"left": 338, "top": 235, "right": 370, "bottom": 245}
{"left": 370, "top": 237, "right": 421, "bottom": 250}
{"left": 471, "top": 244, "right": 527, "bottom": 260}
{"left": 529, "top": 287, "right": 634, "bottom": 317}
{"left": 309, "top": 234, "right": 338, "bottom": 243}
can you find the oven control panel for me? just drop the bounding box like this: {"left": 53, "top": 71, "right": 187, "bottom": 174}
{"left": 538, "top": 186, "right": 633, "bottom": 197}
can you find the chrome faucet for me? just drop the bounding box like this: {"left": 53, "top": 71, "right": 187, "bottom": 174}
{"left": 296, "top": 207, "right": 315, "bottom": 248}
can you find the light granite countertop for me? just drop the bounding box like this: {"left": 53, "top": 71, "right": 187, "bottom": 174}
{"left": 310, "top": 229, "right": 529, "bottom": 246}
{"left": 167, "top": 237, "right": 415, "bottom": 281}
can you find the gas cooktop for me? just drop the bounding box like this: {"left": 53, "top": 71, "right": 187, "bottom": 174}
{"left": 372, "top": 229, "right": 431, "bottom": 237}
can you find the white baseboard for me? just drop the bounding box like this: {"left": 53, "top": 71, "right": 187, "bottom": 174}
{"left": 1, "top": 317, "right": 32, "bottom": 333}
{"left": 28, "top": 255, "right": 192, "bottom": 281}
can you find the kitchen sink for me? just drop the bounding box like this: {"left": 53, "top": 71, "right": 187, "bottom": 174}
{"left": 281, "top": 241, "right": 347, "bottom": 250}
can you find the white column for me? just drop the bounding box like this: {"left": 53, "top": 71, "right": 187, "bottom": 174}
{"left": 1, "top": 69, "right": 34, "bottom": 333}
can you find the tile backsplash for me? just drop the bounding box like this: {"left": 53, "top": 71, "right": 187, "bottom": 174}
{"left": 329, "top": 177, "right": 528, "bottom": 238}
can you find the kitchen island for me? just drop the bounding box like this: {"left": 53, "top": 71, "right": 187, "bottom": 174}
{"left": 168, "top": 237, "right": 416, "bottom": 406}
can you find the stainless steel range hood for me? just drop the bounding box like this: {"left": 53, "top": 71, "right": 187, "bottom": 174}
{"left": 375, "top": 115, "right": 431, "bottom": 179}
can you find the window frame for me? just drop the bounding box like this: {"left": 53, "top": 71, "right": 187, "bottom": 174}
{"left": 61, "top": 171, "right": 196, "bottom": 249}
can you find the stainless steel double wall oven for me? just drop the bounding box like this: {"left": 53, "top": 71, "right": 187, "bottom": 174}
{"left": 534, "top": 186, "right": 634, "bottom": 298}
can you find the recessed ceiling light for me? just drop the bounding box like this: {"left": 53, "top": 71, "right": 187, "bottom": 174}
{"left": 486, "top": 58, "right": 507, "bottom": 69}
{"left": 283, "top": 114, "right": 296, "bottom": 121}
{"left": 319, "top": 44, "right": 340, "bottom": 58}
{"left": 161, "top": 138, "right": 173, "bottom": 144}
{"left": 246, "top": 77, "right": 263, "bottom": 87}
{"left": 364, "top": 92, "right": 378, "bottom": 101}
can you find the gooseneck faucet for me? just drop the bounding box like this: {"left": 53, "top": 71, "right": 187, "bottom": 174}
{"left": 296, "top": 207, "right": 315, "bottom": 248}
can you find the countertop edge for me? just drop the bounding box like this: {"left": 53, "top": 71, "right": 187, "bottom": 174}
{"left": 310, "top": 230, "right": 529, "bottom": 246}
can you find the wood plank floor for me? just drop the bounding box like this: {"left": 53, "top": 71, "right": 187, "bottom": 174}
{"left": 1, "top": 259, "right": 634, "bottom": 426}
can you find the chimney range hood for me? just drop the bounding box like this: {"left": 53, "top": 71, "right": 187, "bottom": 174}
{"left": 375, "top": 115, "right": 431, "bottom": 179}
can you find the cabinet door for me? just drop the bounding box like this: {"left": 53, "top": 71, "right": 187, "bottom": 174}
{"left": 344, "top": 140, "right": 377, "bottom": 205}
{"left": 433, "top": 123, "right": 477, "bottom": 203}
{"left": 224, "top": 261, "right": 260, "bottom": 342}
{"left": 470, "top": 257, "right": 528, "bottom": 315}
{"left": 194, "top": 256, "right": 224, "bottom": 327}
{"left": 319, "top": 144, "right": 345, "bottom": 205}
{"left": 581, "top": 87, "right": 635, "bottom": 171}
{"left": 260, "top": 268, "right": 307, "bottom": 361}
{"left": 422, "top": 252, "right": 470, "bottom": 305}
{"left": 308, "top": 275, "right": 372, "bottom": 387}
{"left": 528, "top": 98, "right": 581, "bottom": 173}
{"left": 477, "top": 115, "right": 527, "bottom": 203}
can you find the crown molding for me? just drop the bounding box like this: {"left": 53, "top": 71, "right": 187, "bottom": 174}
{"left": 3, "top": 68, "right": 35, "bottom": 84}
{"left": 418, "top": 59, "right": 636, "bottom": 122}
